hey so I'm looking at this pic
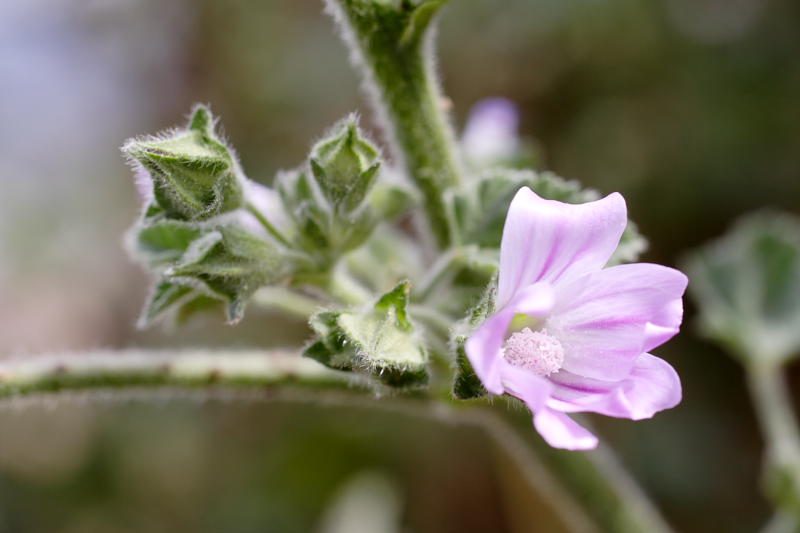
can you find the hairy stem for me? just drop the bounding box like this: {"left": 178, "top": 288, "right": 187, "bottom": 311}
{"left": 325, "top": 0, "right": 462, "bottom": 248}
{"left": 748, "top": 362, "right": 800, "bottom": 516}
{"left": 0, "top": 350, "right": 361, "bottom": 398}
{"left": 246, "top": 202, "right": 291, "bottom": 247}
{"left": 252, "top": 287, "right": 323, "bottom": 318}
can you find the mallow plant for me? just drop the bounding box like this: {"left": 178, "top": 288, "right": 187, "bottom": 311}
{"left": 0, "top": 1, "right": 693, "bottom": 531}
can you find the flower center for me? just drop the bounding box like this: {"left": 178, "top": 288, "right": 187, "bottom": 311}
{"left": 502, "top": 328, "right": 564, "bottom": 376}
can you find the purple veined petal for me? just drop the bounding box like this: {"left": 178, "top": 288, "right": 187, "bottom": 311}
{"left": 546, "top": 353, "right": 682, "bottom": 420}
{"left": 499, "top": 360, "right": 553, "bottom": 409}
{"left": 499, "top": 362, "right": 597, "bottom": 450}
{"left": 548, "top": 263, "right": 688, "bottom": 381}
{"left": 466, "top": 282, "right": 555, "bottom": 394}
{"left": 533, "top": 408, "right": 599, "bottom": 450}
{"left": 497, "top": 187, "right": 627, "bottom": 308}
{"left": 506, "top": 281, "right": 555, "bottom": 316}
{"left": 465, "top": 309, "right": 515, "bottom": 395}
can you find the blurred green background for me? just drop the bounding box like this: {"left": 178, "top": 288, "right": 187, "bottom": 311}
{"left": 1, "top": 0, "right": 799, "bottom": 531}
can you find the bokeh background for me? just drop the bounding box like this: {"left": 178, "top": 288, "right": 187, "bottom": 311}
{"left": 1, "top": 0, "right": 799, "bottom": 531}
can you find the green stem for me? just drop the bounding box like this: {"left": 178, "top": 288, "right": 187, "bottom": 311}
{"left": 246, "top": 202, "right": 291, "bottom": 247}
{"left": 413, "top": 246, "right": 465, "bottom": 302}
{"left": 252, "top": 286, "right": 323, "bottom": 318}
{"left": 747, "top": 362, "right": 800, "bottom": 515}
{"left": 0, "top": 351, "right": 360, "bottom": 398}
{"left": 329, "top": 263, "right": 373, "bottom": 305}
{"left": 326, "top": 0, "right": 462, "bottom": 248}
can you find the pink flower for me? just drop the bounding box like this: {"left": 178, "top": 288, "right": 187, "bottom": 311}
{"left": 465, "top": 187, "right": 687, "bottom": 450}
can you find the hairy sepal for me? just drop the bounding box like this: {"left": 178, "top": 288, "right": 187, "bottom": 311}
{"left": 305, "top": 281, "right": 428, "bottom": 388}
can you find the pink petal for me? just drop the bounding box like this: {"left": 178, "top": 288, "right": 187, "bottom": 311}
{"left": 533, "top": 409, "right": 599, "bottom": 450}
{"left": 465, "top": 282, "right": 554, "bottom": 395}
{"left": 500, "top": 363, "right": 597, "bottom": 450}
{"left": 465, "top": 309, "right": 514, "bottom": 395}
{"left": 499, "top": 361, "right": 552, "bottom": 409}
{"left": 549, "top": 263, "right": 688, "bottom": 381}
{"left": 506, "top": 281, "right": 556, "bottom": 316}
{"left": 547, "top": 353, "right": 682, "bottom": 420}
{"left": 497, "top": 188, "right": 627, "bottom": 308}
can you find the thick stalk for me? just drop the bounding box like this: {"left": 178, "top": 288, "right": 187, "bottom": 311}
{"left": 326, "top": 0, "right": 461, "bottom": 247}
{"left": 0, "top": 351, "right": 361, "bottom": 398}
{"left": 747, "top": 362, "right": 800, "bottom": 516}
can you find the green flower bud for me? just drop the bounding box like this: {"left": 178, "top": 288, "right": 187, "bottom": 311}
{"left": 309, "top": 116, "right": 381, "bottom": 214}
{"left": 123, "top": 105, "right": 244, "bottom": 221}
{"left": 305, "top": 281, "right": 428, "bottom": 388}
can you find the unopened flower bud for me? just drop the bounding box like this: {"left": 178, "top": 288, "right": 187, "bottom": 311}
{"left": 123, "top": 105, "right": 244, "bottom": 221}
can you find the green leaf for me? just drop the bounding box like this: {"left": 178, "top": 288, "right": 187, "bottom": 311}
{"left": 685, "top": 211, "right": 800, "bottom": 365}
{"left": 305, "top": 282, "right": 428, "bottom": 388}
{"left": 122, "top": 105, "right": 244, "bottom": 221}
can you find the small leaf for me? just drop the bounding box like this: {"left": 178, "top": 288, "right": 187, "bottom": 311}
{"left": 685, "top": 211, "right": 800, "bottom": 365}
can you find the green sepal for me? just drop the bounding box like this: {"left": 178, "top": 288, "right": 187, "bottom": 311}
{"left": 123, "top": 105, "right": 244, "bottom": 221}
{"left": 138, "top": 281, "right": 196, "bottom": 327}
{"left": 374, "top": 280, "right": 412, "bottom": 331}
{"left": 685, "top": 211, "right": 800, "bottom": 365}
{"left": 452, "top": 169, "right": 647, "bottom": 265}
{"left": 129, "top": 214, "right": 206, "bottom": 268}
{"left": 305, "top": 281, "right": 428, "bottom": 388}
{"left": 136, "top": 221, "right": 289, "bottom": 326}
{"left": 452, "top": 337, "right": 486, "bottom": 400}
{"left": 168, "top": 225, "right": 286, "bottom": 322}
{"left": 450, "top": 280, "right": 496, "bottom": 400}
